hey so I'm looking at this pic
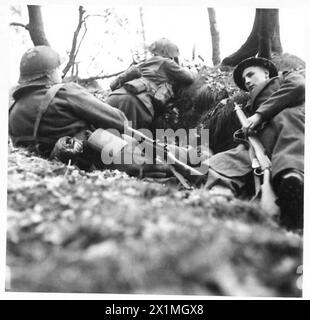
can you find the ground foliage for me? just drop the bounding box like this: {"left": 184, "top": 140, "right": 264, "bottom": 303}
{"left": 7, "top": 143, "right": 302, "bottom": 296}
{"left": 7, "top": 55, "right": 304, "bottom": 295}
{"left": 165, "top": 54, "right": 305, "bottom": 154}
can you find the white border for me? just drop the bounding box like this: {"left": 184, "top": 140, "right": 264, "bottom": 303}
{"left": 1, "top": 0, "right": 309, "bottom": 300}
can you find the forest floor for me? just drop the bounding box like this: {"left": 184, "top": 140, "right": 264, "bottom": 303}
{"left": 6, "top": 57, "right": 305, "bottom": 297}
{"left": 6, "top": 143, "right": 303, "bottom": 297}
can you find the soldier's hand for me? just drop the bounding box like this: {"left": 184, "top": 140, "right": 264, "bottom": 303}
{"left": 72, "top": 138, "right": 83, "bottom": 153}
{"left": 50, "top": 136, "right": 84, "bottom": 163}
{"left": 242, "top": 113, "right": 262, "bottom": 135}
{"left": 110, "top": 78, "right": 121, "bottom": 91}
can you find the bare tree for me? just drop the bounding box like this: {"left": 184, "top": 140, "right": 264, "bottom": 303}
{"left": 222, "top": 9, "right": 282, "bottom": 66}
{"left": 207, "top": 8, "right": 220, "bottom": 66}
{"left": 62, "top": 6, "right": 87, "bottom": 78}
{"left": 139, "top": 7, "right": 147, "bottom": 60}
{"left": 27, "top": 5, "right": 50, "bottom": 46}
{"left": 192, "top": 43, "right": 196, "bottom": 61}
{"left": 62, "top": 7, "right": 129, "bottom": 79}
{"left": 10, "top": 5, "right": 50, "bottom": 46}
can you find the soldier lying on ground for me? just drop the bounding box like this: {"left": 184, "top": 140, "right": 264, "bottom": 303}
{"left": 8, "top": 45, "right": 197, "bottom": 178}
{"left": 51, "top": 55, "right": 305, "bottom": 231}
{"left": 9, "top": 45, "right": 127, "bottom": 163}
{"left": 9, "top": 46, "right": 304, "bottom": 230}
{"left": 106, "top": 38, "right": 197, "bottom": 129}
{"left": 205, "top": 57, "right": 304, "bottom": 230}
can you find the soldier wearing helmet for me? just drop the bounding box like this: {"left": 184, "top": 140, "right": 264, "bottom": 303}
{"left": 106, "top": 38, "right": 197, "bottom": 129}
{"left": 9, "top": 46, "right": 128, "bottom": 162}
{"left": 148, "top": 38, "right": 180, "bottom": 63}
{"left": 18, "top": 45, "right": 64, "bottom": 85}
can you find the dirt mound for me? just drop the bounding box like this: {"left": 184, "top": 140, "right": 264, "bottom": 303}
{"left": 6, "top": 144, "right": 303, "bottom": 296}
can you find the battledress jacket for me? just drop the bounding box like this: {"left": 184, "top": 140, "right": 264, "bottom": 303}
{"left": 205, "top": 71, "right": 305, "bottom": 192}
{"left": 106, "top": 55, "right": 196, "bottom": 128}
{"left": 9, "top": 81, "right": 128, "bottom": 155}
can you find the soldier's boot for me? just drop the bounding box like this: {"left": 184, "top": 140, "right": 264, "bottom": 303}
{"left": 276, "top": 169, "right": 304, "bottom": 230}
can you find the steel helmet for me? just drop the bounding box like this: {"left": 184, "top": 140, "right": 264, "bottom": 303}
{"left": 148, "top": 38, "right": 180, "bottom": 59}
{"left": 19, "top": 46, "right": 63, "bottom": 84}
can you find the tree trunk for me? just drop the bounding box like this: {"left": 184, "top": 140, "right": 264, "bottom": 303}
{"left": 222, "top": 9, "right": 282, "bottom": 66}
{"left": 257, "top": 10, "right": 273, "bottom": 59}
{"left": 221, "top": 9, "right": 260, "bottom": 66}
{"left": 139, "top": 7, "right": 147, "bottom": 60}
{"left": 27, "top": 5, "right": 50, "bottom": 46}
{"left": 270, "top": 10, "right": 282, "bottom": 54}
{"left": 207, "top": 8, "right": 221, "bottom": 66}
{"left": 192, "top": 43, "right": 196, "bottom": 61}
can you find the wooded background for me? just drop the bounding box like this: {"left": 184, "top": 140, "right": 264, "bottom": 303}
{"left": 9, "top": 5, "right": 305, "bottom": 84}
{"left": 5, "top": 4, "right": 305, "bottom": 296}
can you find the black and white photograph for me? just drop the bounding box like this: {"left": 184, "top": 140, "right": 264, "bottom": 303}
{"left": 3, "top": 0, "right": 308, "bottom": 299}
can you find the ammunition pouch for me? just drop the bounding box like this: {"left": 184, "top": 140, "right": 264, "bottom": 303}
{"left": 124, "top": 78, "right": 149, "bottom": 94}
{"left": 124, "top": 78, "right": 174, "bottom": 108}
{"left": 153, "top": 82, "right": 174, "bottom": 107}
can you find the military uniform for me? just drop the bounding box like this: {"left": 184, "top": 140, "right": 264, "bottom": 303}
{"left": 205, "top": 70, "right": 305, "bottom": 194}
{"left": 9, "top": 81, "right": 128, "bottom": 156}
{"left": 106, "top": 55, "right": 195, "bottom": 129}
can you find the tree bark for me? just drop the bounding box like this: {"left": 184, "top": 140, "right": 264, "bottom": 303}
{"left": 27, "top": 5, "right": 50, "bottom": 46}
{"left": 192, "top": 43, "right": 196, "bottom": 61}
{"left": 270, "top": 9, "right": 282, "bottom": 54}
{"left": 221, "top": 9, "right": 260, "bottom": 66}
{"left": 222, "top": 9, "right": 282, "bottom": 66}
{"left": 139, "top": 7, "right": 147, "bottom": 60}
{"left": 207, "top": 8, "right": 221, "bottom": 66}
{"left": 257, "top": 10, "right": 273, "bottom": 59}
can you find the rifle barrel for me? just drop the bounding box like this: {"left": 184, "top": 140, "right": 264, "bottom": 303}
{"left": 126, "top": 127, "right": 204, "bottom": 176}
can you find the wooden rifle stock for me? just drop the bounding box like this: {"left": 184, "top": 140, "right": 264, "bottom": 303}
{"left": 234, "top": 104, "right": 279, "bottom": 216}
{"left": 234, "top": 105, "right": 271, "bottom": 172}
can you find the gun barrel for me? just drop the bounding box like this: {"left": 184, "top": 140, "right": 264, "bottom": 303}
{"left": 126, "top": 127, "right": 204, "bottom": 176}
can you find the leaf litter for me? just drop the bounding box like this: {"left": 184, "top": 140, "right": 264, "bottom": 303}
{"left": 6, "top": 142, "right": 303, "bottom": 296}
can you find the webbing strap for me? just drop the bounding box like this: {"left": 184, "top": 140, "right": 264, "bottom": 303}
{"left": 32, "top": 83, "right": 64, "bottom": 139}
{"left": 9, "top": 101, "right": 16, "bottom": 114}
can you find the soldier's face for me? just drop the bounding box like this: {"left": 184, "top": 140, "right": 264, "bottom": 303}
{"left": 242, "top": 66, "right": 270, "bottom": 92}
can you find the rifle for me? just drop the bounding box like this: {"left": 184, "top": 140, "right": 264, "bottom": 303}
{"left": 85, "top": 127, "right": 206, "bottom": 188}
{"left": 125, "top": 127, "right": 206, "bottom": 188}
{"left": 234, "top": 104, "right": 279, "bottom": 217}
